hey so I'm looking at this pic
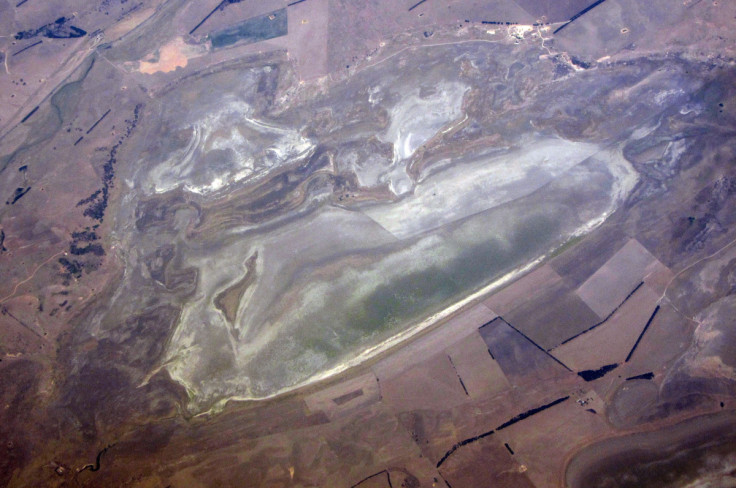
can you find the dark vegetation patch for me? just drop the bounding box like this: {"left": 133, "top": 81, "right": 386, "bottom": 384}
{"left": 626, "top": 305, "right": 660, "bottom": 362}
{"left": 501, "top": 318, "right": 572, "bottom": 371}
{"left": 481, "top": 20, "right": 518, "bottom": 25}
{"left": 448, "top": 355, "right": 469, "bottom": 396}
{"left": 553, "top": 0, "right": 610, "bottom": 34}
{"left": 60, "top": 105, "right": 142, "bottom": 281}
{"left": 77, "top": 189, "right": 101, "bottom": 207}
{"left": 20, "top": 106, "right": 39, "bottom": 123}
{"left": 479, "top": 317, "right": 572, "bottom": 383}
{"left": 578, "top": 363, "right": 618, "bottom": 382}
{"left": 189, "top": 0, "right": 248, "bottom": 35}
{"left": 70, "top": 243, "right": 105, "bottom": 256}
{"left": 436, "top": 428, "right": 495, "bottom": 468}
{"left": 558, "top": 281, "right": 644, "bottom": 346}
{"left": 15, "top": 16, "right": 87, "bottom": 40}
{"left": 627, "top": 372, "right": 655, "bottom": 381}
{"left": 209, "top": 8, "right": 287, "bottom": 49}
{"left": 78, "top": 104, "right": 141, "bottom": 222}
{"left": 86, "top": 109, "right": 110, "bottom": 135}
{"left": 72, "top": 229, "right": 98, "bottom": 242}
{"left": 12, "top": 40, "right": 42, "bottom": 57}
{"left": 496, "top": 396, "right": 570, "bottom": 431}
{"left": 333, "top": 388, "right": 364, "bottom": 406}
{"left": 408, "top": 0, "right": 428, "bottom": 11}
{"left": 58, "top": 225, "right": 103, "bottom": 282}
{"left": 471, "top": 19, "right": 549, "bottom": 26}
{"left": 350, "top": 469, "right": 392, "bottom": 488}
{"left": 571, "top": 56, "right": 591, "bottom": 69}
{"left": 79, "top": 444, "right": 115, "bottom": 473}
{"left": 6, "top": 186, "right": 31, "bottom": 205}
{"left": 59, "top": 257, "right": 83, "bottom": 278}
{"left": 437, "top": 396, "right": 570, "bottom": 467}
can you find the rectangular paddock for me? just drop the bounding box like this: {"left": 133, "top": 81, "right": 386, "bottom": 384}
{"left": 372, "top": 303, "right": 496, "bottom": 381}
{"left": 552, "top": 284, "right": 661, "bottom": 371}
{"left": 576, "top": 239, "right": 659, "bottom": 318}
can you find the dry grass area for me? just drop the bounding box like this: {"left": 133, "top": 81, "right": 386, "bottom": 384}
{"left": 504, "top": 280, "right": 601, "bottom": 351}
{"left": 446, "top": 331, "right": 510, "bottom": 399}
{"left": 576, "top": 239, "right": 658, "bottom": 319}
{"left": 479, "top": 318, "right": 572, "bottom": 387}
{"left": 439, "top": 435, "right": 536, "bottom": 488}
{"left": 380, "top": 352, "right": 469, "bottom": 413}
{"left": 484, "top": 264, "right": 562, "bottom": 316}
{"left": 371, "top": 303, "right": 496, "bottom": 381}
{"left": 499, "top": 392, "right": 609, "bottom": 487}
{"left": 552, "top": 284, "right": 660, "bottom": 371}
{"left": 283, "top": 0, "right": 330, "bottom": 80}
{"left": 304, "top": 371, "right": 380, "bottom": 420}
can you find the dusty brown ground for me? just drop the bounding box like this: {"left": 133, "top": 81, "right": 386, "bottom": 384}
{"left": 2, "top": 0, "right": 736, "bottom": 487}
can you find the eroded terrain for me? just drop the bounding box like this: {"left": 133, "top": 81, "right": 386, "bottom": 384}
{"left": 1, "top": 0, "right": 736, "bottom": 486}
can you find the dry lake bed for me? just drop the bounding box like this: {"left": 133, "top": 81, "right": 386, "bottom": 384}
{"left": 1, "top": 0, "right": 736, "bottom": 486}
